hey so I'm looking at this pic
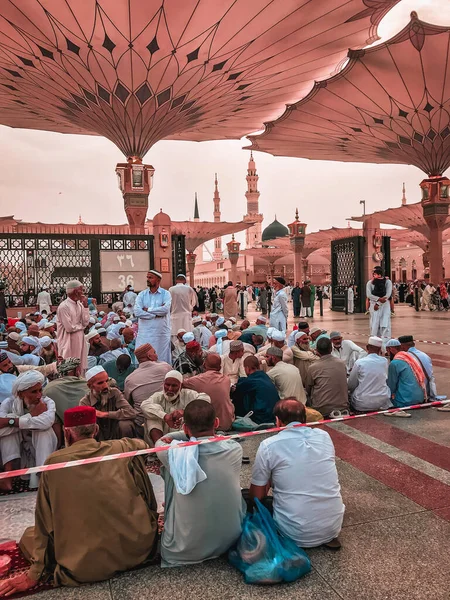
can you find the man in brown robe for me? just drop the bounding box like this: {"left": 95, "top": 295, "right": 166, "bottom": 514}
{"left": 0, "top": 406, "right": 158, "bottom": 595}
{"left": 79, "top": 366, "right": 136, "bottom": 439}
{"left": 223, "top": 281, "right": 238, "bottom": 320}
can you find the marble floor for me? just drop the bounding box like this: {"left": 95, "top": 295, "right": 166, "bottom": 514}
{"left": 1, "top": 304, "right": 450, "bottom": 600}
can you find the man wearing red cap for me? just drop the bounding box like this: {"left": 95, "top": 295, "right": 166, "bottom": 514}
{"left": 0, "top": 406, "right": 158, "bottom": 596}
{"left": 173, "top": 340, "right": 205, "bottom": 379}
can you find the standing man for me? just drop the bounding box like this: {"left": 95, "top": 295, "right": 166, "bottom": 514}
{"left": 291, "top": 282, "right": 301, "bottom": 318}
{"left": 169, "top": 274, "right": 197, "bottom": 340}
{"left": 223, "top": 281, "right": 238, "bottom": 320}
{"left": 270, "top": 277, "right": 288, "bottom": 332}
{"left": 123, "top": 285, "right": 137, "bottom": 316}
{"left": 366, "top": 266, "right": 392, "bottom": 348}
{"left": 56, "top": 280, "right": 91, "bottom": 371}
{"left": 134, "top": 270, "right": 172, "bottom": 365}
{"left": 300, "top": 279, "right": 312, "bottom": 318}
{"left": 36, "top": 286, "right": 52, "bottom": 315}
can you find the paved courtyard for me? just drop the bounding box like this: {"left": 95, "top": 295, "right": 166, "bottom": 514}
{"left": 1, "top": 303, "right": 450, "bottom": 600}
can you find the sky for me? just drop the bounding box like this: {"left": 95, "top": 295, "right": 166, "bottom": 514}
{"left": 0, "top": 0, "right": 449, "bottom": 251}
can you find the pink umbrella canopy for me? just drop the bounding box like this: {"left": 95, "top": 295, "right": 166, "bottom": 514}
{"left": 0, "top": 0, "right": 398, "bottom": 157}
{"left": 248, "top": 14, "right": 450, "bottom": 176}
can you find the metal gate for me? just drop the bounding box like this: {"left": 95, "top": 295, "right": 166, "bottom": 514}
{"left": 331, "top": 236, "right": 365, "bottom": 312}
{"left": 331, "top": 235, "right": 391, "bottom": 312}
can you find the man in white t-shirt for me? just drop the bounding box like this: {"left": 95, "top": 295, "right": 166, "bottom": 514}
{"left": 250, "top": 399, "right": 345, "bottom": 549}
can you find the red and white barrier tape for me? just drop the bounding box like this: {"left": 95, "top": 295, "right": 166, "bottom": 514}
{"left": 1, "top": 400, "right": 449, "bottom": 481}
{"left": 339, "top": 332, "right": 450, "bottom": 346}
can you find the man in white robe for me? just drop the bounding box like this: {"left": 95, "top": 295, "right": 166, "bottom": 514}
{"left": 366, "top": 267, "right": 392, "bottom": 349}
{"left": 135, "top": 270, "right": 172, "bottom": 365}
{"left": 123, "top": 286, "right": 137, "bottom": 316}
{"left": 56, "top": 280, "right": 91, "bottom": 371}
{"left": 169, "top": 274, "right": 197, "bottom": 340}
{"left": 192, "top": 316, "right": 212, "bottom": 349}
{"left": 330, "top": 331, "right": 366, "bottom": 375}
{"left": 0, "top": 371, "right": 57, "bottom": 491}
{"left": 36, "top": 287, "right": 52, "bottom": 314}
{"left": 270, "top": 277, "right": 288, "bottom": 332}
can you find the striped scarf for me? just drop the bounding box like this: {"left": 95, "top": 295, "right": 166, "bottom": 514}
{"left": 395, "top": 351, "right": 426, "bottom": 393}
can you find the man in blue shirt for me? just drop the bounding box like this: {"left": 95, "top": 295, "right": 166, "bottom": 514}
{"left": 398, "top": 335, "right": 437, "bottom": 399}
{"left": 387, "top": 348, "right": 425, "bottom": 417}
{"left": 231, "top": 356, "right": 279, "bottom": 424}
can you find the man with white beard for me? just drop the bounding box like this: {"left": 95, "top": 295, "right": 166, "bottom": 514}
{"left": 140, "top": 370, "right": 210, "bottom": 445}
{"left": 0, "top": 371, "right": 58, "bottom": 491}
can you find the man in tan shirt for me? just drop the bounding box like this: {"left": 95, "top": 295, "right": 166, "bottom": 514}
{"left": 304, "top": 337, "right": 348, "bottom": 417}
{"left": 79, "top": 366, "right": 136, "bottom": 439}
{"left": 0, "top": 406, "right": 158, "bottom": 595}
{"left": 183, "top": 353, "right": 235, "bottom": 430}
{"left": 266, "top": 347, "right": 306, "bottom": 404}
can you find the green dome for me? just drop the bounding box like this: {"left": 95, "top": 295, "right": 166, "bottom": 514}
{"left": 262, "top": 217, "right": 289, "bottom": 242}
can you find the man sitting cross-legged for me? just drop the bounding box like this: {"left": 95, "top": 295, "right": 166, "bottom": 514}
{"left": 231, "top": 356, "right": 279, "bottom": 425}
{"left": 141, "top": 370, "right": 211, "bottom": 445}
{"left": 79, "top": 366, "right": 136, "bottom": 440}
{"left": 347, "top": 336, "right": 391, "bottom": 413}
{"left": 249, "top": 399, "right": 345, "bottom": 549}
{"left": 156, "top": 399, "right": 245, "bottom": 567}
{"left": 0, "top": 406, "right": 158, "bottom": 595}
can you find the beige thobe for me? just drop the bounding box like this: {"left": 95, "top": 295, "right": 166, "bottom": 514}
{"left": 292, "top": 346, "right": 320, "bottom": 384}
{"left": 267, "top": 361, "right": 307, "bottom": 404}
{"left": 223, "top": 286, "right": 238, "bottom": 319}
{"left": 20, "top": 438, "right": 158, "bottom": 586}
{"left": 56, "top": 298, "right": 90, "bottom": 370}
{"left": 123, "top": 360, "right": 172, "bottom": 427}
{"left": 169, "top": 283, "right": 198, "bottom": 336}
{"left": 183, "top": 371, "right": 235, "bottom": 430}
{"left": 140, "top": 389, "right": 210, "bottom": 443}
{"left": 222, "top": 355, "right": 246, "bottom": 385}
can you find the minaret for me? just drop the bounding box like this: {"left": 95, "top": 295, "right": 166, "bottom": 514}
{"left": 401, "top": 182, "right": 407, "bottom": 206}
{"left": 243, "top": 151, "right": 263, "bottom": 248}
{"left": 194, "top": 192, "right": 200, "bottom": 221}
{"left": 213, "top": 173, "right": 223, "bottom": 260}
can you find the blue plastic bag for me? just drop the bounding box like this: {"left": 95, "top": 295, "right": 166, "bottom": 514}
{"left": 229, "top": 499, "right": 311, "bottom": 584}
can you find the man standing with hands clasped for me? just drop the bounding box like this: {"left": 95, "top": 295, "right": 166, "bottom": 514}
{"left": 57, "top": 280, "right": 91, "bottom": 371}
{"left": 134, "top": 270, "right": 172, "bottom": 365}
{"left": 366, "top": 266, "right": 392, "bottom": 349}
{"left": 270, "top": 277, "right": 288, "bottom": 332}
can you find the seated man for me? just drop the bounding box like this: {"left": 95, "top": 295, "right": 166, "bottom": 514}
{"left": 98, "top": 338, "right": 128, "bottom": 365}
{"left": 79, "top": 366, "right": 136, "bottom": 439}
{"left": 231, "top": 356, "right": 279, "bottom": 424}
{"left": 287, "top": 322, "right": 310, "bottom": 348}
{"left": 0, "top": 406, "right": 158, "bottom": 595}
{"left": 398, "top": 334, "right": 437, "bottom": 399}
{"left": 192, "top": 316, "right": 212, "bottom": 349}
{"left": 173, "top": 340, "right": 205, "bottom": 379}
{"left": 243, "top": 315, "right": 268, "bottom": 341}
{"left": 310, "top": 326, "right": 325, "bottom": 349}
{"left": 222, "top": 340, "right": 246, "bottom": 385}
{"left": 250, "top": 399, "right": 345, "bottom": 549}
{"left": 103, "top": 354, "right": 136, "bottom": 392}
{"left": 386, "top": 338, "right": 401, "bottom": 362}
{"left": 330, "top": 331, "right": 366, "bottom": 374}
{"left": 268, "top": 329, "right": 293, "bottom": 364}
{"left": 387, "top": 345, "right": 425, "bottom": 417}
{"left": 44, "top": 358, "right": 88, "bottom": 423}
{"left": 347, "top": 336, "right": 391, "bottom": 412}
{"left": 183, "top": 353, "right": 235, "bottom": 431}
{"left": 172, "top": 328, "right": 187, "bottom": 360}
{"left": 124, "top": 343, "right": 172, "bottom": 438}
{"left": 86, "top": 330, "right": 109, "bottom": 358}
{"left": 0, "top": 371, "right": 57, "bottom": 491}
{"left": 141, "top": 370, "right": 210, "bottom": 444}
{"left": 156, "top": 400, "right": 245, "bottom": 567}
{"left": 237, "top": 331, "right": 264, "bottom": 352}
{"left": 291, "top": 332, "right": 319, "bottom": 383}
{"left": 266, "top": 347, "right": 306, "bottom": 404}
{"left": 305, "top": 337, "right": 348, "bottom": 417}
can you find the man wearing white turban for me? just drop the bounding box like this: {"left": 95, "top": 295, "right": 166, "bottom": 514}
{"left": 56, "top": 280, "right": 91, "bottom": 371}
{"left": 140, "top": 370, "right": 210, "bottom": 445}
{"left": 0, "top": 371, "right": 57, "bottom": 491}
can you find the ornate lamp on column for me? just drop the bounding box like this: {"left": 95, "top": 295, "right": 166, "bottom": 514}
{"left": 186, "top": 252, "right": 197, "bottom": 288}
{"left": 420, "top": 175, "right": 450, "bottom": 284}
{"left": 116, "top": 157, "right": 155, "bottom": 233}
{"left": 227, "top": 235, "right": 241, "bottom": 284}
{"left": 288, "top": 209, "right": 307, "bottom": 284}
